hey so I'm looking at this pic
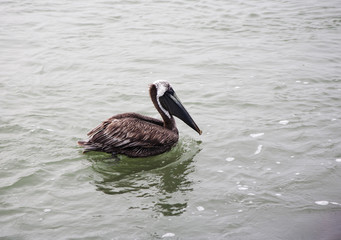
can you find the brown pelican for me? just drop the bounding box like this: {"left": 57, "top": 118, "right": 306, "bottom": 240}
{"left": 78, "top": 80, "right": 202, "bottom": 158}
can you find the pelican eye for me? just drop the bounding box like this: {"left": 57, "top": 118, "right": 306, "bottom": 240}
{"left": 167, "top": 88, "right": 175, "bottom": 95}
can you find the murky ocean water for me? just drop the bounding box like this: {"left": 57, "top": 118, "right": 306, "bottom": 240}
{"left": 1, "top": 0, "right": 341, "bottom": 239}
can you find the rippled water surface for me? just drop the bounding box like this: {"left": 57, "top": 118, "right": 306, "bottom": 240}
{"left": 1, "top": 0, "right": 341, "bottom": 239}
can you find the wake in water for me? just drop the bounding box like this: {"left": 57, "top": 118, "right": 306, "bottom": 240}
{"left": 87, "top": 137, "right": 201, "bottom": 194}
{"left": 85, "top": 137, "right": 201, "bottom": 216}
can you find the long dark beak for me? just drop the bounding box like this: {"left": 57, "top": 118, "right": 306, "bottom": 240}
{"left": 159, "top": 91, "right": 202, "bottom": 135}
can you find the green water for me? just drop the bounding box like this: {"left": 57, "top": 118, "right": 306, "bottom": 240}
{"left": 1, "top": 0, "right": 341, "bottom": 239}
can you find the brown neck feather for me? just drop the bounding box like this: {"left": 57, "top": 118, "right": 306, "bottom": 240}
{"left": 149, "top": 84, "right": 177, "bottom": 132}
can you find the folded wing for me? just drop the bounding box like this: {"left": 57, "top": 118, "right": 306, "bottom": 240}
{"left": 81, "top": 113, "right": 178, "bottom": 157}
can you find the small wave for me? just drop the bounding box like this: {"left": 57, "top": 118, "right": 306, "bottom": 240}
{"left": 0, "top": 168, "right": 45, "bottom": 191}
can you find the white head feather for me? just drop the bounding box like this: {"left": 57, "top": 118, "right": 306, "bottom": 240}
{"left": 153, "top": 80, "right": 172, "bottom": 119}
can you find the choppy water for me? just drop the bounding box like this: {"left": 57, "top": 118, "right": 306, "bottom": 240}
{"left": 1, "top": 0, "right": 341, "bottom": 239}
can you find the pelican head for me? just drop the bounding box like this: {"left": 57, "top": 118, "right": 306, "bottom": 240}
{"left": 152, "top": 80, "right": 202, "bottom": 135}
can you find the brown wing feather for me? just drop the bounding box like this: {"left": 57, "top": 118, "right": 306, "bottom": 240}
{"left": 85, "top": 113, "right": 178, "bottom": 157}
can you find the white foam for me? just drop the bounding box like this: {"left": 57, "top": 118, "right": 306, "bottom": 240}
{"left": 315, "top": 201, "right": 329, "bottom": 206}
{"left": 250, "top": 133, "right": 264, "bottom": 138}
{"left": 197, "top": 206, "right": 205, "bottom": 211}
{"left": 238, "top": 185, "right": 248, "bottom": 191}
{"left": 254, "top": 145, "right": 263, "bottom": 155}
{"left": 225, "top": 157, "right": 235, "bottom": 162}
{"left": 335, "top": 158, "right": 341, "bottom": 163}
{"left": 44, "top": 208, "right": 51, "bottom": 213}
{"left": 162, "top": 233, "right": 175, "bottom": 238}
{"left": 279, "top": 120, "right": 289, "bottom": 125}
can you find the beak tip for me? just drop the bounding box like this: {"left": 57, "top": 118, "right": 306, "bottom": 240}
{"left": 198, "top": 129, "right": 202, "bottom": 135}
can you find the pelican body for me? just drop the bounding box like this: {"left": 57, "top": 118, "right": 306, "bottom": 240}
{"left": 78, "top": 80, "right": 201, "bottom": 158}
